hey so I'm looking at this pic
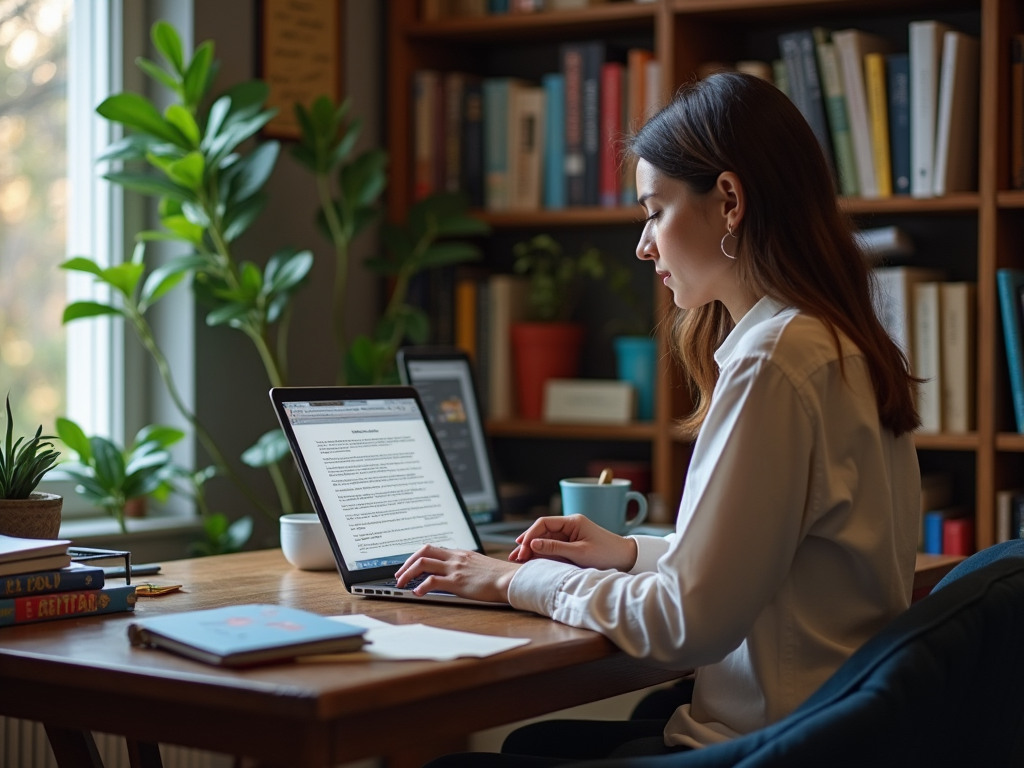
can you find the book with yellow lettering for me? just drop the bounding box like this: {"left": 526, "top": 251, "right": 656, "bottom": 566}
{"left": 0, "top": 563, "right": 104, "bottom": 599}
{"left": 865, "top": 52, "right": 892, "bottom": 198}
{"left": 0, "top": 584, "right": 135, "bottom": 627}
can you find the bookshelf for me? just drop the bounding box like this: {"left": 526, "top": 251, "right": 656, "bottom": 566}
{"left": 388, "top": 0, "right": 1017, "bottom": 547}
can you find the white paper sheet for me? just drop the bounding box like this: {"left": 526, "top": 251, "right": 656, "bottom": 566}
{"left": 321, "top": 614, "right": 530, "bottom": 661}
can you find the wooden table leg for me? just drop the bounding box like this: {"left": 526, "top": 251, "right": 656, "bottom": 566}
{"left": 43, "top": 725, "right": 105, "bottom": 768}
{"left": 126, "top": 739, "right": 164, "bottom": 768}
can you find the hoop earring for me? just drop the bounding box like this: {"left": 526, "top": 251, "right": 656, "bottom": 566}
{"left": 721, "top": 226, "right": 738, "bottom": 260}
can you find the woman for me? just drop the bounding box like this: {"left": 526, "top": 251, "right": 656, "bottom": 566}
{"left": 398, "top": 72, "right": 921, "bottom": 764}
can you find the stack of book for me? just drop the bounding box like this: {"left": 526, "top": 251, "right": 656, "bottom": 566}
{"left": 919, "top": 474, "right": 974, "bottom": 557}
{"left": 0, "top": 535, "right": 136, "bottom": 627}
{"left": 412, "top": 43, "right": 659, "bottom": 212}
{"left": 770, "top": 24, "right": 979, "bottom": 199}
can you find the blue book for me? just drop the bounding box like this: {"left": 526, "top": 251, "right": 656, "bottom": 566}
{"left": 0, "top": 563, "right": 104, "bottom": 599}
{"left": 997, "top": 269, "right": 1024, "bottom": 432}
{"left": 542, "top": 73, "right": 566, "bottom": 209}
{"left": 923, "top": 511, "right": 945, "bottom": 554}
{"left": 488, "top": 0, "right": 508, "bottom": 12}
{"left": 886, "top": 53, "right": 911, "bottom": 196}
{"left": 0, "top": 584, "right": 135, "bottom": 627}
{"left": 483, "top": 78, "right": 511, "bottom": 211}
{"left": 127, "top": 604, "right": 367, "bottom": 667}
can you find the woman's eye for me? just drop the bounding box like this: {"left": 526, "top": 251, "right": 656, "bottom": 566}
{"left": 644, "top": 212, "right": 659, "bottom": 223}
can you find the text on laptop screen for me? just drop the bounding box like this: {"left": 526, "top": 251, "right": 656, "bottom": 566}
{"left": 405, "top": 359, "right": 499, "bottom": 521}
{"left": 282, "top": 398, "right": 478, "bottom": 571}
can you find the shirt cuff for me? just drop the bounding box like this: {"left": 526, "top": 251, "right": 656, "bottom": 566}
{"left": 508, "top": 558, "right": 579, "bottom": 616}
{"left": 629, "top": 535, "right": 672, "bottom": 574}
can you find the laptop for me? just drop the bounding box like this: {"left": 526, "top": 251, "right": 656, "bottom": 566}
{"left": 270, "top": 385, "right": 506, "bottom": 606}
{"left": 396, "top": 347, "right": 534, "bottom": 544}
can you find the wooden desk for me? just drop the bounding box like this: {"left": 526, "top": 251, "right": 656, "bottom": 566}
{"left": 0, "top": 550, "right": 682, "bottom": 767}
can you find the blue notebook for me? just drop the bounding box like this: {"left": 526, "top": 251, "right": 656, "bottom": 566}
{"left": 127, "top": 604, "right": 366, "bottom": 667}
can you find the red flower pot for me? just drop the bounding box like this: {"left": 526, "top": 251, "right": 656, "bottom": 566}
{"left": 511, "top": 322, "right": 585, "bottom": 420}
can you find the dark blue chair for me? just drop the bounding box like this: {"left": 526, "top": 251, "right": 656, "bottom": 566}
{"left": 590, "top": 539, "right": 1024, "bottom": 768}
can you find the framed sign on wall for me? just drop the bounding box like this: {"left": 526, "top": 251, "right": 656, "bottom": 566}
{"left": 257, "top": 0, "right": 344, "bottom": 139}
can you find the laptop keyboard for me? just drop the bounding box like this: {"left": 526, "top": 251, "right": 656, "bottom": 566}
{"left": 355, "top": 575, "right": 453, "bottom": 597}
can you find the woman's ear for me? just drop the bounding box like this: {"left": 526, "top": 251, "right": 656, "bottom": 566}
{"left": 717, "top": 172, "right": 745, "bottom": 232}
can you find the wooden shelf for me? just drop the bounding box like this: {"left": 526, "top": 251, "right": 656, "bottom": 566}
{"left": 996, "top": 433, "right": 1024, "bottom": 452}
{"left": 405, "top": 3, "right": 657, "bottom": 41}
{"left": 913, "top": 433, "right": 979, "bottom": 451}
{"left": 473, "top": 207, "right": 644, "bottom": 228}
{"left": 997, "top": 191, "right": 1024, "bottom": 208}
{"left": 486, "top": 419, "right": 657, "bottom": 441}
{"left": 839, "top": 194, "right": 980, "bottom": 215}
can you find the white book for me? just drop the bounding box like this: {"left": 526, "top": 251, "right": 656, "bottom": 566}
{"left": 914, "top": 282, "right": 943, "bottom": 432}
{"left": 996, "top": 488, "right": 1024, "bottom": 543}
{"left": 832, "top": 29, "right": 891, "bottom": 199}
{"left": 909, "top": 21, "right": 953, "bottom": 198}
{"left": 508, "top": 86, "right": 546, "bottom": 211}
{"left": 854, "top": 225, "right": 915, "bottom": 260}
{"left": 487, "top": 275, "right": 529, "bottom": 420}
{"left": 933, "top": 31, "right": 980, "bottom": 196}
{"left": 643, "top": 60, "right": 661, "bottom": 119}
{"left": 871, "top": 266, "right": 944, "bottom": 363}
{"left": 940, "top": 282, "right": 977, "bottom": 432}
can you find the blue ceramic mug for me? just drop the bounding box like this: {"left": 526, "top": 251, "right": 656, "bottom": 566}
{"left": 559, "top": 478, "right": 648, "bottom": 535}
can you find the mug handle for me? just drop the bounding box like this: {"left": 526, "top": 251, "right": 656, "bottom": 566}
{"left": 621, "top": 491, "right": 648, "bottom": 533}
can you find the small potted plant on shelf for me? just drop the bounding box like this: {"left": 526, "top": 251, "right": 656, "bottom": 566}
{"left": 510, "top": 235, "right": 606, "bottom": 420}
{"left": 52, "top": 419, "right": 183, "bottom": 534}
{"left": 0, "top": 396, "right": 62, "bottom": 539}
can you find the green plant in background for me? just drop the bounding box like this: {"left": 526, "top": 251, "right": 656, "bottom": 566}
{"left": 512, "top": 234, "right": 607, "bottom": 322}
{"left": 0, "top": 396, "right": 60, "bottom": 500}
{"left": 52, "top": 419, "right": 185, "bottom": 534}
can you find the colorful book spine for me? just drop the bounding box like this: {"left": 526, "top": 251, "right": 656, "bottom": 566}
{"left": 886, "top": 53, "right": 912, "bottom": 196}
{"left": 561, "top": 44, "right": 586, "bottom": 206}
{"left": 455, "top": 278, "right": 479, "bottom": 360}
{"left": 581, "top": 41, "right": 605, "bottom": 207}
{"left": 599, "top": 62, "right": 623, "bottom": 208}
{"left": 543, "top": 73, "right": 566, "bottom": 209}
{"left": 483, "top": 78, "right": 511, "bottom": 211}
{"left": 997, "top": 268, "right": 1024, "bottom": 432}
{"left": 943, "top": 516, "right": 974, "bottom": 556}
{"left": 0, "top": 584, "right": 136, "bottom": 627}
{"left": 779, "top": 31, "right": 834, "bottom": 172}
{"left": 812, "top": 30, "right": 859, "bottom": 196}
{"left": 0, "top": 566, "right": 104, "bottom": 599}
{"left": 865, "top": 52, "right": 892, "bottom": 197}
{"left": 462, "top": 79, "right": 485, "bottom": 208}
{"left": 413, "top": 70, "right": 440, "bottom": 201}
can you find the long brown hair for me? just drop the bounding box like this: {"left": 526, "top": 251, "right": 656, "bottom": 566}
{"left": 628, "top": 72, "right": 919, "bottom": 438}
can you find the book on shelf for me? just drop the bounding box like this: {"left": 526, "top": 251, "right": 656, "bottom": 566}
{"left": 543, "top": 73, "right": 567, "bottom": 209}
{"left": 127, "top": 604, "right": 366, "bottom": 668}
{"left": 487, "top": 275, "right": 529, "bottom": 419}
{"left": 909, "top": 20, "right": 952, "bottom": 198}
{"left": 779, "top": 31, "right": 834, "bottom": 174}
{"left": 455, "top": 276, "right": 479, "bottom": 362}
{"left": 871, "top": 266, "right": 944, "bottom": 364}
{"left": 996, "top": 487, "right": 1024, "bottom": 543}
{"left": 462, "top": 78, "right": 485, "bottom": 208}
{"left": 887, "top": 53, "right": 912, "bottom": 196}
{"left": 942, "top": 515, "right": 975, "bottom": 556}
{"left": 561, "top": 43, "right": 586, "bottom": 206}
{"left": 932, "top": 31, "right": 980, "bottom": 196}
{"left": 0, "top": 584, "right": 135, "bottom": 627}
{"left": 922, "top": 507, "right": 969, "bottom": 555}
{"left": 622, "top": 48, "right": 654, "bottom": 205}
{"left": 509, "top": 85, "right": 546, "bottom": 210}
{"left": 643, "top": 58, "right": 661, "bottom": 120}
{"left": 865, "top": 52, "right": 893, "bottom": 198}
{"left": 920, "top": 473, "right": 953, "bottom": 550}
{"left": 997, "top": 268, "right": 1024, "bottom": 433}
{"left": 940, "top": 282, "right": 976, "bottom": 433}
{"left": 812, "top": 29, "right": 859, "bottom": 197}
{"left": 854, "top": 225, "right": 914, "bottom": 261}
{"left": 1012, "top": 35, "right": 1024, "bottom": 189}
{"left": 832, "top": 29, "right": 891, "bottom": 199}
{"left": 581, "top": 42, "right": 604, "bottom": 207}
{"left": 483, "top": 77, "right": 527, "bottom": 211}
{"left": 913, "top": 282, "right": 942, "bottom": 432}
{"left": 0, "top": 563, "right": 104, "bottom": 599}
{"left": 413, "top": 70, "right": 440, "bottom": 201}
{"left": 600, "top": 61, "right": 623, "bottom": 208}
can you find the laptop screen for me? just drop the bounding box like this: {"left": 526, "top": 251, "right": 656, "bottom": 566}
{"left": 402, "top": 358, "right": 500, "bottom": 524}
{"left": 281, "top": 397, "right": 479, "bottom": 572}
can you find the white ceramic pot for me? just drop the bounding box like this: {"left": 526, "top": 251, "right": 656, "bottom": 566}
{"left": 279, "top": 513, "right": 336, "bottom": 571}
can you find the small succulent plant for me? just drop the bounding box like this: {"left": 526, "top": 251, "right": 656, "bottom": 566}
{"left": 0, "top": 396, "right": 60, "bottom": 500}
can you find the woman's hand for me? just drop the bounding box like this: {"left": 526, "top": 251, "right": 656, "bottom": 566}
{"left": 395, "top": 545, "right": 520, "bottom": 603}
{"left": 509, "top": 515, "right": 639, "bottom": 572}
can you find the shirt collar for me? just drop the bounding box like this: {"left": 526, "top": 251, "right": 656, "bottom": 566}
{"left": 714, "top": 295, "right": 789, "bottom": 368}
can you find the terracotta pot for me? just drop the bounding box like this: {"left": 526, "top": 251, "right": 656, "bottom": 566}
{"left": 125, "top": 497, "right": 147, "bottom": 518}
{"left": 0, "top": 493, "right": 63, "bottom": 539}
{"left": 511, "top": 322, "right": 585, "bottom": 420}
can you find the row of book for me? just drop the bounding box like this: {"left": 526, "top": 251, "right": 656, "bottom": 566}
{"left": 422, "top": 0, "right": 646, "bottom": 19}
{"left": 773, "top": 24, "right": 978, "bottom": 200}
{"left": 997, "top": 269, "right": 1024, "bottom": 433}
{"left": 412, "top": 43, "right": 661, "bottom": 211}
{"left": 919, "top": 474, "right": 973, "bottom": 556}
{"left": 0, "top": 534, "right": 135, "bottom": 626}
{"left": 871, "top": 268, "right": 976, "bottom": 434}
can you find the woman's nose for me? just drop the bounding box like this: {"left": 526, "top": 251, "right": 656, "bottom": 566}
{"left": 636, "top": 230, "right": 655, "bottom": 261}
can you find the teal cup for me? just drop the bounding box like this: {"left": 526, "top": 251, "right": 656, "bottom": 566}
{"left": 559, "top": 478, "right": 648, "bottom": 535}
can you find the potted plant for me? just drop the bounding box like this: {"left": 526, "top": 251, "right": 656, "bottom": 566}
{"left": 51, "top": 419, "right": 184, "bottom": 534}
{"left": 0, "top": 396, "right": 62, "bottom": 539}
{"left": 510, "top": 235, "right": 605, "bottom": 420}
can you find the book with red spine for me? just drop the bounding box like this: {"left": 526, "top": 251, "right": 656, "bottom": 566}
{"left": 600, "top": 61, "right": 624, "bottom": 208}
{"left": 942, "top": 516, "right": 975, "bottom": 556}
{"left": 0, "top": 584, "right": 136, "bottom": 627}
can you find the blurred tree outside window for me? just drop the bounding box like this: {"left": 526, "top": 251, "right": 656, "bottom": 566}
{"left": 0, "top": 0, "right": 71, "bottom": 434}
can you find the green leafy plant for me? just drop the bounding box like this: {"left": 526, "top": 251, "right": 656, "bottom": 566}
{"left": 187, "top": 512, "right": 253, "bottom": 557}
{"left": 0, "top": 396, "right": 60, "bottom": 500}
{"left": 52, "top": 419, "right": 185, "bottom": 533}
{"left": 512, "top": 235, "right": 606, "bottom": 322}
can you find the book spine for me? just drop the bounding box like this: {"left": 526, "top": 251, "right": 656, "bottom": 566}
{"left": 779, "top": 32, "right": 808, "bottom": 123}
{"left": 932, "top": 32, "right": 980, "bottom": 196}
{"left": 865, "top": 52, "right": 893, "bottom": 197}
{"left": 942, "top": 516, "right": 974, "bottom": 556}
{"left": 561, "top": 44, "right": 586, "bottom": 206}
{"left": 0, "top": 567, "right": 104, "bottom": 599}
{"left": 909, "top": 21, "right": 950, "bottom": 198}
{"left": 913, "top": 282, "right": 942, "bottom": 432}
{"left": 1014, "top": 496, "right": 1024, "bottom": 539}
{"left": 796, "top": 31, "right": 834, "bottom": 167}
{"left": 887, "top": 53, "right": 912, "bottom": 196}
{"left": 444, "top": 73, "right": 465, "bottom": 194}
{"left": 814, "top": 36, "right": 860, "bottom": 197}
{"left": 1014, "top": 36, "right": 1024, "bottom": 189}
{"left": 582, "top": 41, "right": 605, "bottom": 207}
{"left": 413, "top": 70, "right": 439, "bottom": 201}
{"left": 509, "top": 86, "right": 544, "bottom": 210}
{"left": 543, "top": 73, "right": 566, "bottom": 209}
{"left": 462, "top": 79, "right": 485, "bottom": 208}
{"left": 455, "top": 278, "right": 479, "bottom": 361}
{"left": 940, "top": 282, "right": 976, "bottom": 433}
{"left": 483, "top": 78, "right": 510, "bottom": 211}
{"left": 997, "top": 489, "right": 1018, "bottom": 543}
{"left": 833, "top": 30, "right": 878, "bottom": 198}
{"left": 0, "top": 585, "right": 136, "bottom": 627}
{"left": 476, "top": 279, "right": 491, "bottom": 417}
{"left": 643, "top": 60, "right": 661, "bottom": 127}
{"left": 488, "top": 275, "right": 528, "bottom": 419}
{"left": 599, "top": 62, "right": 623, "bottom": 208}
{"left": 997, "top": 269, "right": 1024, "bottom": 432}
{"left": 923, "top": 511, "right": 945, "bottom": 554}
{"left": 433, "top": 73, "right": 447, "bottom": 196}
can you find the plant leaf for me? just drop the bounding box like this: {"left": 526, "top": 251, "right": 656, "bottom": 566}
{"left": 55, "top": 418, "right": 91, "bottom": 463}
{"left": 202, "top": 95, "right": 232, "bottom": 149}
{"left": 340, "top": 148, "right": 388, "bottom": 208}
{"left": 138, "top": 254, "right": 207, "bottom": 312}
{"left": 205, "top": 302, "right": 250, "bottom": 327}
{"left": 59, "top": 257, "right": 104, "bottom": 276}
{"left": 62, "top": 302, "right": 124, "bottom": 324}
{"left": 435, "top": 214, "right": 490, "bottom": 237}
{"left": 135, "top": 57, "right": 180, "bottom": 94}
{"left": 103, "top": 171, "right": 192, "bottom": 201}
{"left": 100, "top": 263, "right": 146, "bottom": 298}
{"left": 413, "top": 241, "right": 480, "bottom": 271}
{"left": 183, "top": 40, "right": 215, "bottom": 107}
{"left": 225, "top": 515, "right": 253, "bottom": 551}
{"left": 164, "top": 151, "right": 205, "bottom": 190}
{"left": 152, "top": 20, "right": 185, "bottom": 75}
{"left": 164, "top": 104, "right": 200, "bottom": 148}
{"left": 97, "top": 134, "right": 161, "bottom": 162}
{"left": 266, "top": 250, "right": 313, "bottom": 295}
{"left": 240, "top": 429, "right": 290, "bottom": 467}
{"left": 228, "top": 141, "right": 279, "bottom": 203}
{"left": 96, "top": 93, "right": 189, "bottom": 147}
{"left": 90, "top": 436, "right": 125, "bottom": 490}
{"left": 222, "top": 193, "right": 266, "bottom": 242}
{"left": 133, "top": 425, "right": 185, "bottom": 450}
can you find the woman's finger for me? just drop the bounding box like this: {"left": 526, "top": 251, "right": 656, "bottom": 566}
{"left": 395, "top": 556, "right": 448, "bottom": 587}
{"left": 396, "top": 544, "right": 449, "bottom": 579}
